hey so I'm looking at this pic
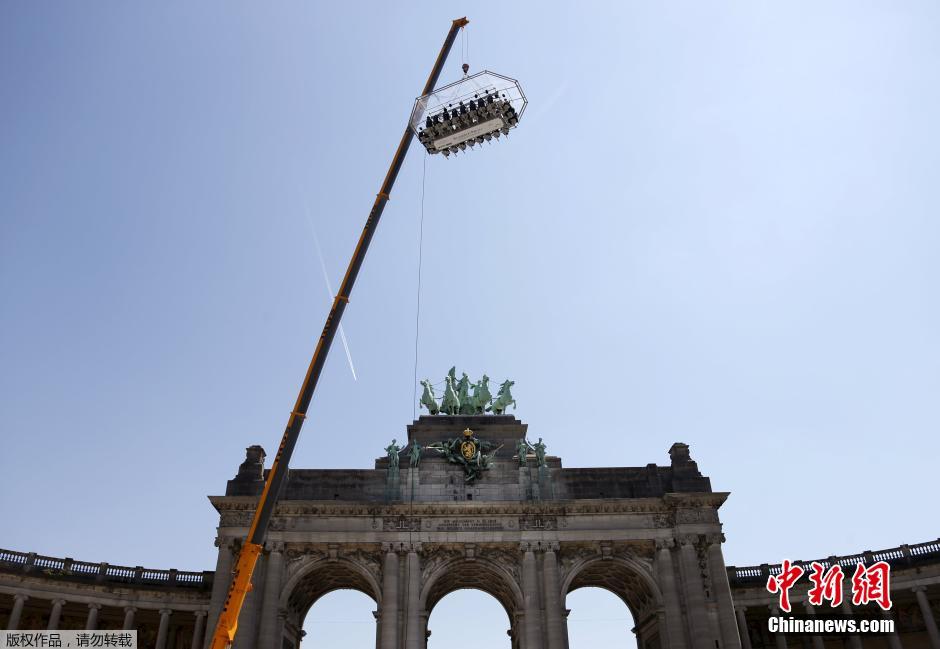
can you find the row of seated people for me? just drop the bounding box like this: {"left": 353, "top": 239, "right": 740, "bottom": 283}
{"left": 417, "top": 91, "right": 519, "bottom": 152}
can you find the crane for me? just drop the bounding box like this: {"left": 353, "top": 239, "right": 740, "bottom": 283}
{"left": 207, "top": 18, "right": 469, "bottom": 649}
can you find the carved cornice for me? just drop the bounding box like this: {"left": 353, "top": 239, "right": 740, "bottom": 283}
{"left": 208, "top": 496, "right": 717, "bottom": 519}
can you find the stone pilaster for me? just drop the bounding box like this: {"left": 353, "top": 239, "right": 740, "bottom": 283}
{"left": 258, "top": 541, "right": 285, "bottom": 649}
{"left": 155, "top": 608, "right": 172, "bottom": 649}
{"left": 380, "top": 544, "right": 401, "bottom": 649}
{"left": 656, "top": 539, "right": 687, "bottom": 649}
{"left": 521, "top": 543, "right": 543, "bottom": 649}
{"left": 85, "top": 603, "right": 101, "bottom": 631}
{"left": 234, "top": 544, "right": 266, "bottom": 649}
{"left": 914, "top": 587, "right": 940, "bottom": 649}
{"left": 706, "top": 534, "right": 742, "bottom": 649}
{"left": 205, "top": 537, "right": 236, "bottom": 646}
{"left": 8, "top": 594, "right": 28, "bottom": 630}
{"left": 679, "top": 535, "right": 711, "bottom": 649}
{"left": 542, "top": 543, "right": 566, "bottom": 649}
{"left": 192, "top": 611, "right": 207, "bottom": 649}
{"left": 47, "top": 598, "right": 66, "bottom": 630}
{"left": 734, "top": 607, "right": 751, "bottom": 649}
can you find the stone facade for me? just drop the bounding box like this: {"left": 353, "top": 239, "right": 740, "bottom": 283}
{"left": 210, "top": 415, "right": 737, "bottom": 649}
{"left": 1, "top": 415, "right": 938, "bottom": 649}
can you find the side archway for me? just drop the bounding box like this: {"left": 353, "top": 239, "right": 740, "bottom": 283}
{"left": 278, "top": 555, "right": 383, "bottom": 648}
{"left": 563, "top": 555, "right": 663, "bottom": 649}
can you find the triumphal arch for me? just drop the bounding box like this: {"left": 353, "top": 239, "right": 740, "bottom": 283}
{"left": 206, "top": 413, "right": 741, "bottom": 649}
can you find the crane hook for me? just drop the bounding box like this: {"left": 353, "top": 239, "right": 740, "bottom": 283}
{"left": 462, "top": 63, "right": 469, "bottom": 75}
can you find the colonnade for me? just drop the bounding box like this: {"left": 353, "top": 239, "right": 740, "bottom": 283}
{"left": 4, "top": 593, "right": 207, "bottom": 649}
{"left": 733, "top": 585, "right": 940, "bottom": 649}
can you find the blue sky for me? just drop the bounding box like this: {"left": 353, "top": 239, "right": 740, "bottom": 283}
{"left": 2, "top": 2, "right": 939, "bottom": 646}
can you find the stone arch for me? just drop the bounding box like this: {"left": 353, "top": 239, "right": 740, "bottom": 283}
{"left": 279, "top": 556, "right": 382, "bottom": 619}
{"left": 421, "top": 555, "right": 524, "bottom": 620}
{"left": 562, "top": 555, "right": 662, "bottom": 624}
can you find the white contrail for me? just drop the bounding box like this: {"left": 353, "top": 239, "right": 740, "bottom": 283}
{"left": 304, "top": 205, "right": 358, "bottom": 382}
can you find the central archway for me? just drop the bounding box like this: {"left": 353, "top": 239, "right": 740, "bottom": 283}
{"left": 422, "top": 555, "right": 525, "bottom": 649}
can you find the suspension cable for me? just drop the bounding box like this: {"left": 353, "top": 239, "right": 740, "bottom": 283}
{"left": 411, "top": 153, "right": 428, "bottom": 420}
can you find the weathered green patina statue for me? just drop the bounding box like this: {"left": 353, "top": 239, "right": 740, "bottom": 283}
{"left": 419, "top": 379, "right": 440, "bottom": 415}
{"left": 516, "top": 437, "right": 533, "bottom": 467}
{"left": 440, "top": 375, "right": 460, "bottom": 415}
{"left": 533, "top": 437, "right": 547, "bottom": 467}
{"left": 489, "top": 379, "right": 516, "bottom": 415}
{"left": 471, "top": 375, "right": 493, "bottom": 414}
{"left": 418, "top": 370, "right": 515, "bottom": 416}
{"left": 385, "top": 439, "right": 401, "bottom": 475}
{"left": 456, "top": 372, "right": 474, "bottom": 415}
{"left": 427, "top": 428, "right": 502, "bottom": 482}
{"left": 408, "top": 441, "right": 422, "bottom": 467}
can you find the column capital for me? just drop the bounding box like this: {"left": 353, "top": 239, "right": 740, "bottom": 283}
{"left": 124, "top": 606, "right": 138, "bottom": 614}
{"left": 265, "top": 540, "right": 285, "bottom": 553}
{"left": 14, "top": 593, "right": 29, "bottom": 603}
{"left": 193, "top": 610, "right": 207, "bottom": 618}
{"left": 159, "top": 608, "right": 173, "bottom": 616}
{"left": 912, "top": 585, "right": 928, "bottom": 593}
{"left": 706, "top": 533, "right": 726, "bottom": 545}
{"left": 382, "top": 541, "right": 406, "bottom": 554}
{"left": 655, "top": 538, "right": 676, "bottom": 551}
{"left": 87, "top": 603, "right": 102, "bottom": 611}
{"left": 544, "top": 541, "right": 560, "bottom": 553}
{"left": 519, "top": 541, "right": 537, "bottom": 553}
{"left": 678, "top": 534, "right": 700, "bottom": 547}
{"left": 734, "top": 604, "right": 748, "bottom": 613}
{"left": 52, "top": 598, "right": 67, "bottom": 607}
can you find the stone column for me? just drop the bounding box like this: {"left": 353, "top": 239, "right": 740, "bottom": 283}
{"left": 881, "top": 608, "right": 903, "bottom": 649}
{"left": 655, "top": 540, "right": 687, "bottom": 649}
{"left": 123, "top": 606, "right": 137, "bottom": 631}
{"left": 205, "top": 538, "right": 236, "bottom": 647}
{"left": 521, "top": 543, "right": 543, "bottom": 649}
{"left": 801, "top": 602, "right": 825, "bottom": 649}
{"left": 47, "top": 599, "right": 66, "bottom": 630}
{"left": 380, "top": 545, "right": 400, "bottom": 649}
{"left": 192, "top": 611, "right": 208, "bottom": 649}
{"left": 679, "top": 536, "right": 711, "bottom": 649}
{"left": 8, "top": 594, "right": 28, "bottom": 630}
{"left": 542, "top": 544, "right": 566, "bottom": 649}
{"left": 768, "top": 605, "right": 787, "bottom": 649}
{"left": 156, "top": 608, "right": 172, "bottom": 649}
{"left": 735, "top": 607, "right": 751, "bottom": 649}
{"left": 914, "top": 587, "right": 940, "bottom": 649}
{"left": 707, "top": 535, "right": 742, "bottom": 649}
{"left": 840, "top": 599, "right": 863, "bottom": 649}
{"left": 258, "top": 542, "right": 286, "bottom": 649}
{"left": 405, "top": 546, "right": 423, "bottom": 649}
{"left": 85, "top": 603, "right": 101, "bottom": 631}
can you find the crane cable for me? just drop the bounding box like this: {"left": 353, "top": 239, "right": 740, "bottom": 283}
{"left": 411, "top": 153, "right": 428, "bottom": 421}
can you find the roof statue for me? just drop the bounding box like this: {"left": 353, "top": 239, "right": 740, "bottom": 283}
{"left": 417, "top": 369, "right": 515, "bottom": 416}
{"left": 408, "top": 441, "right": 423, "bottom": 468}
{"left": 489, "top": 379, "right": 516, "bottom": 415}
{"left": 385, "top": 439, "right": 401, "bottom": 476}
